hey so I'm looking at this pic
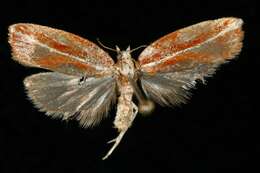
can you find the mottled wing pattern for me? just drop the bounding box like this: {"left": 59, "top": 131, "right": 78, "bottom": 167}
{"left": 138, "top": 17, "right": 244, "bottom": 106}
{"left": 24, "top": 72, "right": 116, "bottom": 127}
{"left": 9, "top": 23, "right": 114, "bottom": 77}
{"left": 9, "top": 24, "right": 117, "bottom": 127}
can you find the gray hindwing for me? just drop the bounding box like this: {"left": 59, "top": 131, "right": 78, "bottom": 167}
{"left": 24, "top": 72, "right": 116, "bottom": 127}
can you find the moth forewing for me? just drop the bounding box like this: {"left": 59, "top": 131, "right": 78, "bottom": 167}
{"left": 8, "top": 23, "right": 115, "bottom": 76}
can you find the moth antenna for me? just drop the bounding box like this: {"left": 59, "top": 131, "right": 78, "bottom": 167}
{"left": 130, "top": 45, "right": 147, "bottom": 53}
{"left": 97, "top": 38, "right": 117, "bottom": 52}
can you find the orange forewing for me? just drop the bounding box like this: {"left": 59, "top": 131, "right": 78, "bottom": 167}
{"left": 138, "top": 17, "right": 244, "bottom": 74}
{"left": 9, "top": 24, "right": 114, "bottom": 76}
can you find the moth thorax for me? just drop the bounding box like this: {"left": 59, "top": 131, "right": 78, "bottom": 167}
{"left": 116, "top": 49, "right": 135, "bottom": 78}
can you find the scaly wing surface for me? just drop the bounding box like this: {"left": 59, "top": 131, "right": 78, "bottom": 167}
{"left": 9, "top": 24, "right": 117, "bottom": 126}
{"left": 9, "top": 23, "right": 114, "bottom": 77}
{"left": 138, "top": 17, "right": 244, "bottom": 106}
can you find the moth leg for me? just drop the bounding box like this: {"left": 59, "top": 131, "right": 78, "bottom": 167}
{"left": 129, "top": 78, "right": 154, "bottom": 114}
{"left": 102, "top": 129, "right": 127, "bottom": 160}
{"left": 106, "top": 102, "right": 138, "bottom": 144}
{"left": 102, "top": 102, "right": 138, "bottom": 160}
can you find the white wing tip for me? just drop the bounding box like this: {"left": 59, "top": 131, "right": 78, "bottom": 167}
{"left": 219, "top": 17, "right": 244, "bottom": 27}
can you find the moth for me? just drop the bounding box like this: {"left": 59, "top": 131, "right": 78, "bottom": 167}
{"left": 8, "top": 17, "right": 244, "bottom": 159}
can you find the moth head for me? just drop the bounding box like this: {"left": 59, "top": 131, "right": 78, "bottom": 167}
{"left": 116, "top": 45, "right": 131, "bottom": 60}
